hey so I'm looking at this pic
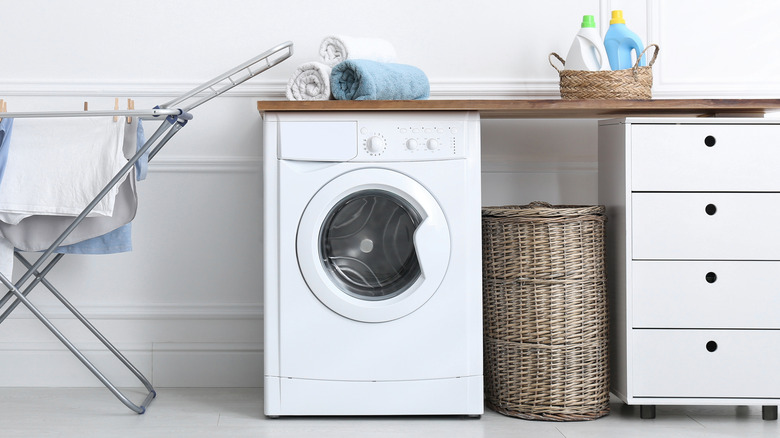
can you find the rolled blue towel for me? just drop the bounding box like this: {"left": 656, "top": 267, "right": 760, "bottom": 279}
{"left": 331, "top": 59, "right": 430, "bottom": 100}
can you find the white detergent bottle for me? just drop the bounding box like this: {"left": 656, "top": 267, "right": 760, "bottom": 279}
{"left": 564, "top": 15, "right": 610, "bottom": 71}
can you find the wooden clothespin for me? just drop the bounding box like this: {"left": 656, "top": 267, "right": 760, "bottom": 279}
{"left": 126, "top": 98, "right": 135, "bottom": 124}
{"left": 0, "top": 99, "right": 5, "bottom": 122}
{"left": 84, "top": 101, "right": 89, "bottom": 111}
{"left": 113, "top": 97, "right": 120, "bottom": 122}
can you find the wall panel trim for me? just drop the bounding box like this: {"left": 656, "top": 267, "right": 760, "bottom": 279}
{"left": 0, "top": 79, "right": 561, "bottom": 100}
{"left": 149, "top": 156, "right": 261, "bottom": 173}
{"left": 6, "top": 303, "right": 262, "bottom": 320}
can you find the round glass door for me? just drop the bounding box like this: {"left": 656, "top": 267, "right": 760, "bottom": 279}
{"left": 296, "top": 168, "right": 451, "bottom": 323}
{"left": 320, "top": 190, "right": 421, "bottom": 301}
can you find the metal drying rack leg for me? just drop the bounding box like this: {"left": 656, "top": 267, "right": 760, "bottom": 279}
{"left": 0, "top": 271, "right": 155, "bottom": 414}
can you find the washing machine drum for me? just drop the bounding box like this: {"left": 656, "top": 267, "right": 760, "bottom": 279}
{"left": 320, "top": 190, "right": 421, "bottom": 300}
{"left": 297, "top": 169, "right": 451, "bottom": 323}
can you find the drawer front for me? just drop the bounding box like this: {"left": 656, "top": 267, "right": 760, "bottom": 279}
{"left": 632, "top": 261, "right": 780, "bottom": 328}
{"left": 633, "top": 329, "right": 780, "bottom": 398}
{"left": 632, "top": 124, "right": 780, "bottom": 192}
{"left": 632, "top": 192, "right": 780, "bottom": 260}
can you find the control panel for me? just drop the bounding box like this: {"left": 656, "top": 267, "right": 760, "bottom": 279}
{"left": 356, "top": 120, "right": 468, "bottom": 161}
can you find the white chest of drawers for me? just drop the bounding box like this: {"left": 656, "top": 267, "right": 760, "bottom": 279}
{"left": 598, "top": 118, "right": 780, "bottom": 420}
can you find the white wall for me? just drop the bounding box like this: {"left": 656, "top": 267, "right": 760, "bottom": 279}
{"left": 0, "top": 0, "right": 778, "bottom": 387}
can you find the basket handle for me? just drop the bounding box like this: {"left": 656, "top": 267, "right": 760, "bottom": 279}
{"left": 632, "top": 43, "right": 660, "bottom": 72}
{"left": 529, "top": 201, "right": 553, "bottom": 209}
{"left": 548, "top": 52, "right": 565, "bottom": 73}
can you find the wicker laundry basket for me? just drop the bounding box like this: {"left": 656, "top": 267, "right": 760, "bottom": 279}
{"left": 482, "top": 202, "right": 609, "bottom": 421}
{"left": 549, "top": 44, "right": 659, "bottom": 100}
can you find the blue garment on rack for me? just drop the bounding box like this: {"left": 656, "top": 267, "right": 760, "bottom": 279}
{"left": 330, "top": 59, "right": 430, "bottom": 101}
{"left": 54, "top": 223, "right": 132, "bottom": 254}
{"left": 0, "top": 118, "right": 14, "bottom": 185}
{"left": 0, "top": 174, "right": 137, "bottom": 253}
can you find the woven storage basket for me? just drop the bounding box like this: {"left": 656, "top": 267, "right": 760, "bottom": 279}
{"left": 482, "top": 202, "right": 609, "bottom": 421}
{"left": 549, "top": 44, "right": 659, "bottom": 100}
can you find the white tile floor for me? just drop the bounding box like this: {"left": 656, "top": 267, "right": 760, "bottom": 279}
{"left": 1, "top": 388, "right": 778, "bottom": 438}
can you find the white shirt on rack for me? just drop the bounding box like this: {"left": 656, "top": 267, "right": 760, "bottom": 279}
{"left": 0, "top": 117, "right": 127, "bottom": 225}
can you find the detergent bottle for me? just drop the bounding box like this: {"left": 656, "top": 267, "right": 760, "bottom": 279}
{"left": 563, "top": 15, "right": 610, "bottom": 71}
{"left": 604, "top": 10, "right": 646, "bottom": 70}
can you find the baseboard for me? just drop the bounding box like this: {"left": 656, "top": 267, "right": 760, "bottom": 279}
{"left": 0, "top": 341, "right": 262, "bottom": 388}
{"left": 152, "top": 342, "right": 262, "bottom": 388}
{"left": 0, "top": 301, "right": 263, "bottom": 387}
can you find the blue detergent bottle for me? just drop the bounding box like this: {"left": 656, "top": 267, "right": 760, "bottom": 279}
{"left": 604, "top": 10, "right": 646, "bottom": 70}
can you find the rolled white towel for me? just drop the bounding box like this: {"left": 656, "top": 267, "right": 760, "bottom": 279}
{"left": 319, "top": 35, "right": 397, "bottom": 67}
{"left": 285, "top": 61, "right": 333, "bottom": 101}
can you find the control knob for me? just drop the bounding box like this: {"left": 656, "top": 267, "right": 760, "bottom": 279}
{"left": 366, "top": 135, "right": 386, "bottom": 154}
{"left": 405, "top": 139, "right": 419, "bottom": 150}
{"left": 426, "top": 138, "right": 440, "bottom": 150}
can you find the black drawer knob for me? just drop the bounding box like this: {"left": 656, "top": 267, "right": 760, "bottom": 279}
{"left": 704, "top": 135, "right": 716, "bottom": 147}
{"left": 705, "top": 204, "right": 717, "bottom": 215}
{"left": 706, "top": 341, "right": 718, "bottom": 352}
{"left": 705, "top": 272, "right": 717, "bottom": 283}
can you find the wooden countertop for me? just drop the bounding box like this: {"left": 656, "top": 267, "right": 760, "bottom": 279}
{"left": 256, "top": 99, "right": 780, "bottom": 119}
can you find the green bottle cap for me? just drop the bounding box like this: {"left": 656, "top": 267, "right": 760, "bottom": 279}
{"left": 581, "top": 15, "right": 596, "bottom": 28}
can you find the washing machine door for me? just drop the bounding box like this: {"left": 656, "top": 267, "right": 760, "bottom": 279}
{"left": 297, "top": 168, "right": 450, "bottom": 322}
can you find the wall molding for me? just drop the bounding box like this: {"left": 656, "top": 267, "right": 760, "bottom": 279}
{"left": 0, "top": 341, "right": 261, "bottom": 354}
{"left": 148, "top": 155, "right": 597, "bottom": 175}
{"left": 7, "top": 73, "right": 777, "bottom": 101}
{"left": 482, "top": 159, "right": 598, "bottom": 174}
{"left": 0, "top": 79, "right": 288, "bottom": 98}
{"left": 430, "top": 79, "right": 559, "bottom": 99}
{"left": 6, "top": 303, "right": 262, "bottom": 320}
{"left": 148, "top": 156, "right": 261, "bottom": 173}
{"left": 0, "top": 78, "right": 561, "bottom": 100}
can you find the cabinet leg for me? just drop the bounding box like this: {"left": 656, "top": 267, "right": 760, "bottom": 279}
{"left": 640, "top": 404, "right": 656, "bottom": 419}
{"left": 762, "top": 406, "right": 777, "bottom": 421}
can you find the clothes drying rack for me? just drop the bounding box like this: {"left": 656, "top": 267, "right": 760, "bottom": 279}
{"left": 0, "top": 41, "right": 293, "bottom": 414}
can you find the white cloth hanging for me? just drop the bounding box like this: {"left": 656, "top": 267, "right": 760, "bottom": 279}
{"left": 0, "top": 117, "right": 127, "bottom": 225}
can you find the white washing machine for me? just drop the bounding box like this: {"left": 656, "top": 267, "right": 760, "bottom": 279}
{"left": 262, "top": 111, "right": 483, "bottom": 416}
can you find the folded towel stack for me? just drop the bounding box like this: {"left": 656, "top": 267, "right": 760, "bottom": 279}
{"left": 285, "top": 35, "right": 429, "bottom": 101}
